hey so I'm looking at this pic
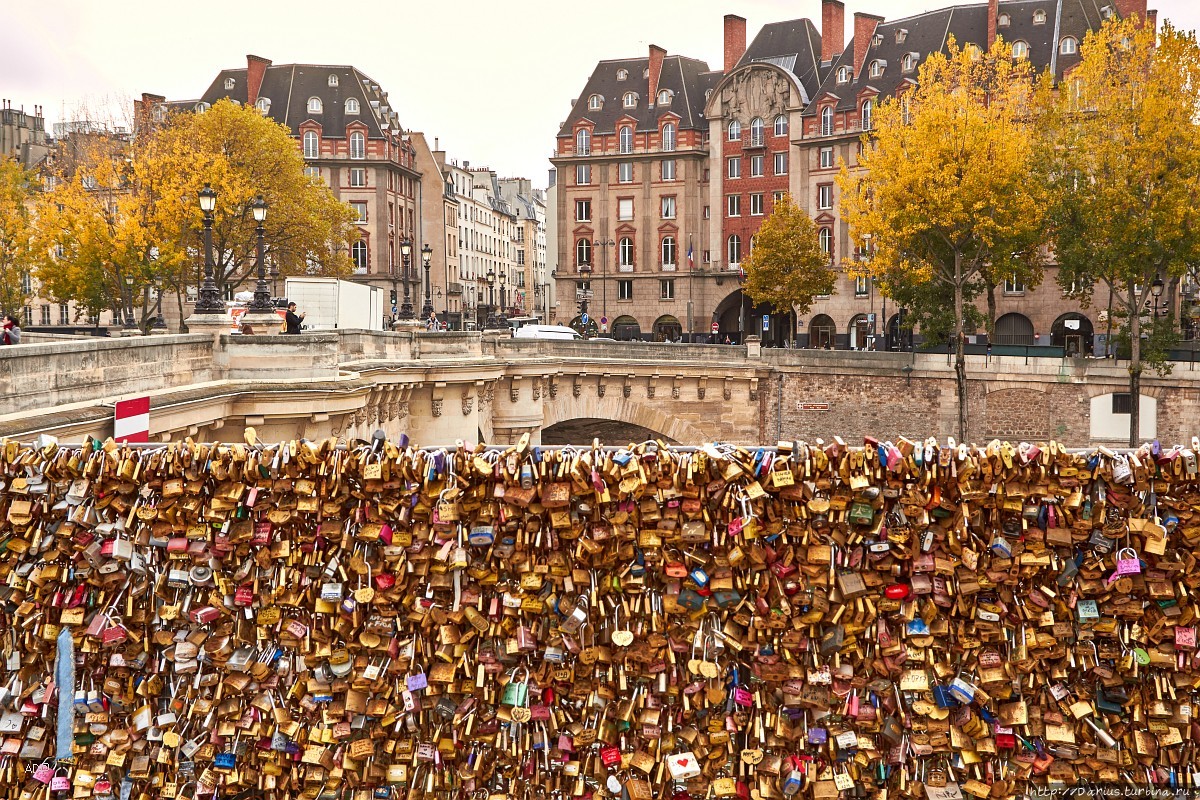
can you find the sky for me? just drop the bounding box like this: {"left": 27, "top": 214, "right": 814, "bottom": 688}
{"left": 4, "top": 0, "right": 1198, "bottom": 187}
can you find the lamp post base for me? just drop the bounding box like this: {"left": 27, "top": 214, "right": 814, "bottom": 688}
{"left": 392, "top": 317, "right": 423, "bottom": 333}
{"left": 184, "top": 312, "right": 232, "bottom": 338}
{"left": 238, "top": 311, "right": 282, "bottom": 334}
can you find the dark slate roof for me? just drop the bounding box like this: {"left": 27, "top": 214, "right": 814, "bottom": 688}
{"left": 737, "top": 18, "right": 827, "bottom": 104}
{"left": 557, "top": 55, "right": 717, "bottom": 137}
{"left": 190, "top": 63, "right": 406, "bottom": 140}
{"left": 804, "top": 0, "right": 1107, "bottom": 115}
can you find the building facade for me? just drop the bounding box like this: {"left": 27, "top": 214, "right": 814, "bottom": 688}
{"left": 498, "top": 178, "right": 549, "bottom": 321}
{"left": 411, "top": 132, "right": 461, "bottom": 327}
{"left": 0, "top": 100, "right": 50, "bottom": 169}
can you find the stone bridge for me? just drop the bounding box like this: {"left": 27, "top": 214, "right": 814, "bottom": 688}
{"left": 2, "top": 330, "right": 1197, "bottom": 446}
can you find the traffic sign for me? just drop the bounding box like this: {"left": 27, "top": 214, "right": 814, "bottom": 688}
{"left": 600, "top": 316, "right": 608, "bottom": 326}
{"left": 581, "top": 313, "right": 589, "bottom": 324}
{"left": 711, "top": 322, "right": 719, "bottom": 333}
{"left": 762, "top": 316, "right": 770, "bottom": 332}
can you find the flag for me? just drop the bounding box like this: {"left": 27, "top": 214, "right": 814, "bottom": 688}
{"left": 687, "top": 243, "right": 694, "bottom": 270}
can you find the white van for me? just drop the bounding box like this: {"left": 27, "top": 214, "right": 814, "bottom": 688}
{"left": 512, "top": 324, "right": 583, "bottom": 340}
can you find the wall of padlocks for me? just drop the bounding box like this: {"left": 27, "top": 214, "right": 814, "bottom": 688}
{"left": 1, "top": 434, "right": 1199, "bottom": 800}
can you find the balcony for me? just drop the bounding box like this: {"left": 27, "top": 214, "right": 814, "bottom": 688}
{"left": 447, "top": 282, "right": 463, "bottom": 295}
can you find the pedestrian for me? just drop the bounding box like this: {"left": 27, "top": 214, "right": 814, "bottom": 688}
{"left": 283, "top": 302, "right": 305, "bottom": 334}
{"left": 724, "top": 335, "right": 732, "bottom": 345}
{"left": 2, "top": 314, "right": 21, "bottom": 345}
{"left": 426, "top": 311, "right": 440, "bottom": 331}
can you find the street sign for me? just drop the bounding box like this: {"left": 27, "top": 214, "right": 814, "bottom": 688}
{"left": 581, "top": 313, "right": 589, "bottom": 324}
{"left": 762, "top": 317, "right": 770, "bottom": 332}
{"left": 600, "top": 316, "right": 608, "bottom": 326}
{"left": 711, "top": 322, "right": 719, "bottom": 333}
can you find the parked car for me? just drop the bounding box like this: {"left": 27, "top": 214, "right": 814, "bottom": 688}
{"left": 513, "top": 324, "right": 583, "bottom": 340}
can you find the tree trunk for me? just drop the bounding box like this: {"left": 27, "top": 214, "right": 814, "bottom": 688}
{"left": 1128, "top": 297, "right": 1142, "bottom": 447}
{"left": 985, "top": 278, "right": 997, "bottom": 338}
{"left": 175, "top": 289, "right": 186, "bottom": 333}
{"left": 954, "top": 253, "right": 968, "bottom": 442}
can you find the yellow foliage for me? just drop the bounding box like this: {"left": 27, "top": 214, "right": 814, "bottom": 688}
{"left": 0, "top": 158, "right": 39, "bottom": 315}
{"left": 741, "top": 194, "right": 837, "bottom": 315}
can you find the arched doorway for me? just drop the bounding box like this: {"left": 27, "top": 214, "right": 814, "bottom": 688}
{"left": 612, "top": 315, "right": 641, "bottom": 341}
{"left": 885, "top": 312, "right": 913, "bottom": 351}
{"left": 1051, "top": 312, "right": 1093, "bottom": 356}
{"left": 994, "top": 312, "right": 1034, "bottom": 345}
{"left": 713, "top": 290, "right": 752, "bottom": 343}
{"left": 653, "top": 315, "right": 682, "bottom": 342}
{"left": 848, "top": 314, "right": 872, "bottom": 350}
{"left": 808, "top": 314, "right": 836, "bottom": 349}
{"left": 748, "top": 301, "right": 795, "bottom": 348}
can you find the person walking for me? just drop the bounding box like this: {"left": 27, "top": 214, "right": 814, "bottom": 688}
{"left": 283, "top": 302, "right": 305, "bottom": 334}
{"left": 2, "top": 314, "right": 21, "bottom": 345}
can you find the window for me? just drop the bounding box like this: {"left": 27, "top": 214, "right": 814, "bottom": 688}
{"left": 617, "top": 69, "right": 628, "bottom": 81}
{"left": 662, "top": 237, "right": 677, "bottom": 266}
{"left": 619, "top": 237, "right": 634, "bottom": 268}
{"left": 575, "top": 200, "right": 591, "bottom": 221}
{"left": 1004, "top": 274, "right": 1025, "bottom": 294}
{"left": 727, "top": 195, "right": 741, "bottom": 217}
{"left": 304, "top": 166, "right": 321, "bottom": 180}
{"left": 577, "top": 238, "right": 592, "bottom": 266}
{"left": 855, "top": 275, "right": 869, "bottom": 297}
{"left": 308, "top": 97, "right": 323, "bottom": 113}
{"left": 1060, "top": 37, "right": 1078, "bottom": 55}
{"left": 576, "top": 129, "right": 591, "bottom": 155}
{"left": 660, "top": 279, "right": 675, "bottom": 300}
{"left": 896, "top": 28, "right": 908, "bottom": 44}
{"left": 820, "top": 107, "right": 834, "bottom": 136}
{"left": 350, "top": 131, "right": 365, "bottom": 159}
{"left": 618, "top": 279, "right": 633, "bottom": 300}
{"left": 745, "top": 154, "right": 761, "bottom": 177}
{"left": 588, "top": 94, "right": 603, "bottom": 110}
{"left": 837, "top": 66, "right": 852, "bottom": 84}
{"left": 774, "top": 115, "right": 788, "bottom": 137}
{"left": 657, "top": 89, "right": 672, "bottom": 105}
{"left": 750, "top": 193, "right": 764, "bottom": 216}
{"left": 1012, "top": 41, "right": 1030, "bottom": 59}
{"left": 303, "top": 131, "right": 319, "bottom": 158}
{"left": 618, "top": 162, "right": 634, "bottom": 183}
{"left": 728, "top": 235, "right": 742, "bottom": 265}
{"left": 39, "top": 304, "right": 50, "bottom": 326}
{"left": 819, "top": 228, "right": 833, "bottom": 256}
{"left": 350, "top": 202, "right": 368, "bottom": 223}
{"left": 619, "top": 126, "right": 633, "bottom": 154}
{"left": 727, "top": 157, "right": 741, "bottom": 179}
{"left": 576, "top": 164, "right": 591, "bottom": 185}
{"left": 1112, "top": 393, "right": 1132, "bottom": 415}
{"left": 870, "top": 60, "right": 884, "bottom": 78}
{"left": 998, "top": 12, "right": 1010, "bottom": 26}
{"left": 1033, "top": 9, "right": 1046, "bottom": 24}
{"left": 221, "top": 77, "right": 236, "bottom": 91}
{"left": 750, "top": 117, "right": 765, "bottom": 147}
{"left": 818, "top": 184, "right": 833, "bottom": 210}
{"left": 728, "top": 120, "right": 742, "bottom": 141}
{"left": 764, "top": 152, "right": 783, "bottom": 178}
{"left": 861, "top": 99, "right": 873, "bottom": 131}
{"left": 661, "top": 123, "right": 676, "bottom": 152}
{"left": 965, "top": 44, "right": 982, "bottom": 61}
{"left": 662, "top": 159, "right": 676, "bottom": 181}
{"left": 194, "top": 102, "right": 210, "bottom": 113}
{"left": 661, "top": 196, "right": 676, "bottom": 219}
{"left": 345, "top": 98, "right": 359, "bottom": 114}
{"left": 255, "top": 97, "right": 271, "bottom": 113}
{"left": 350, "top": 168, "right": 366, "bottom": 187}
{"left": 351, "top": 241, "right": 368, "bottom": 273}
{"left": 59, "top": 304, "right": 70, "bottom": 326}
{"left": 328, "top": 74, "right": 339, "bottom": 87}
{"left": 773, "top": 191, "right": 786, "bottom": 204}
{"left": 704, "top": 205, "right": 710, "bottom": 219}
{"left": 903, "top": 53, "right": 918, "bottom": 72}
{"left": 819, "top": 147, "right": 834, "bottom": 169}
{"left": 618, "top": 198, "right": 634, "bottom": 220}
{"left": 623, "top": 92, "right": 638, "bottom": 108}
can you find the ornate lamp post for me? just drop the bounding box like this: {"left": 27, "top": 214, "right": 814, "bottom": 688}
{"left": 123, "top": 275, "right": 136, "bottom": 330}
{"left": 194, "top": 182, "right": 223, "bottom": 314}
{"left": 399, "top": 238, "right": 414, "bottom": 320}
{"left": 421, "top": 243, "right": 434, "bottom": 319}
{"left": 247, "top": 195, "right": 273, "bottom": 313}
{"left": 484, "top": 269, "right": 502, "bottom": 329}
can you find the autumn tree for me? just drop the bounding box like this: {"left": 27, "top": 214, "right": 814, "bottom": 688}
{"left": 1044, "top": 15, "right": 1200, "bottom": 446}
{"left": 740, "top": 194, "right": 837, "bottom": 321}
{"left": 839, "top": 37, "right": 1048, "bottom": 440}
{"left": 0, "top": 158, "right": 40, "bottom": 316}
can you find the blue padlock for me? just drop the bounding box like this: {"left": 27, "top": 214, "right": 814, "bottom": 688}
{"left": 932, "top": 684, "right": 959, "bottom": 709}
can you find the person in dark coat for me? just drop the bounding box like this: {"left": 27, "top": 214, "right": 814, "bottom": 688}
{"left": 284, "top": 302, "right": 305, "bottom": 334}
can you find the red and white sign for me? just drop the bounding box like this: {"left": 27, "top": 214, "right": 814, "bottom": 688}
{"left": 114, "top": 397, "right": 150, "bottom": 443}
{"left": 711, "top": 322, "right": 720, "bottom": 333}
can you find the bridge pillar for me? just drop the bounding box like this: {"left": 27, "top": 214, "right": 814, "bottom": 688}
{"left": 490, "top": 376, "right": 544, "bottom": 445}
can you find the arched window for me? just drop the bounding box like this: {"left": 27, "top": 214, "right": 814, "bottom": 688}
{"left": 1012, "top": 41, "right": 1030, "bottom": 59}
{"left": 774, "top": 115, "right": 788, "bottom": 137}
{"left": 1060, "top": 36, "right": 1078, "bottom": 55}
{"left": 194, "top": 102, "right": 210, "bottom": 113}
{"left": 998, "top": 12, "right": 1010, "bottom": 26}
{"left": 995, "top": 312, "right": 1035, "bottom": 345}
{"left": 861, "top": 99, "right": 874, "bottom": 131}
{"left": 576, "top": 129, "right": 591, "bottom": 155}
{"left": 224, "top": 77, "right": 236, "bottom": 90}
{"left": 617, "top": 69, "right": 629, "bottom": 81}
{"left": 351, "top": 241, "right": 368, "bottom": 272}
{"left": 870, "top": 60, "right": 884, "bottom": 78}
{"left": 903, "top": 53, "right": 918, "bottom": 72}
{"left": 820, "top": 107, "right": 834, "bottom": 136}
{"left": 657, "top": 89, "right": 672, "bottom": 105}
{"left": 965, "top": 44, "right": 983, "bottom": 61}
{"left": 819, "top": 227, "right": 833, "bottom": 255}
{"left": 328, "top": 74, "right": 339, "bottom": 87}
{"left": 255, "top": 97, "right": 271, "bottom": 113}
{"left": 662, "top": 123, "right": 676, "bottom": 152}
{"left": 728, "top": 120, "right": 741, "bottom": 141}
{"left": 576, "top": 238, "right": 592, "bottom": 266}
{"left": 350, "top": 131, "right": 365, "bottom": 160}
{"left": 750, "top": 117, "right": 765, "bottom": 147}
{"left": 1033, "top": 9, "right": 1047, "bottom": 24}
{"left": 619, "top": 237, "right": 634, "bottom": 268}
{"left": 661, "top": 236, "right": 676, "bottom": 266}
{"left": 619, "top": 126, "right": 633, "bottom": 154}
{"left": 727, "top": 234, "right": 742, "bottom": 265}
{"left": 345, "top": 98, "right": 359, "bottom": 114}
{"left": 623, "top": 92, "right": 638, "bottom": 108}
{"left": 303, "top": 131, "right": 319, "bottom": 158}
{"left": 308, "top": 96, "right": 323, "bottom": 113}
{"left": 836, "top": 66, "right": 852, "bottom": 84}
{"left": 588, "top": 94, "right": 603, "bottom": 110}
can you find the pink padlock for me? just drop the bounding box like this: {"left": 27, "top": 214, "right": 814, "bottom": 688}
{"left": 50, "top": 768, "right": 71, "bottom": 792}
{"left": 1108, "top": 548, "right": 1142, "bottom": 584}
{"left": 33, "top": 762, "right": 54, "bottom": 784}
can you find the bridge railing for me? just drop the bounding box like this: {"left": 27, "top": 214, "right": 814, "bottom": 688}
{"left": 496, "top": 338, "right": 749, "bottom": 362}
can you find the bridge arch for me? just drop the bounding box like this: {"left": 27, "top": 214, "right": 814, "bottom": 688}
{"left": 541, "top": 392, "right": 710, "bottom": 445}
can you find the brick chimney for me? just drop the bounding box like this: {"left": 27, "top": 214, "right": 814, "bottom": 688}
{"left": 246, "top": 55, "right": 272, "bottom": 106}
{"left": 1114, "top": 0, "right": 1147, "bottom": 20}
{"left": 822, "top": 0, "right": 846, "bottom": 63}
{"left": 853, "top": 13, "right": 884, "bottom": 77}
{"left": 1146, "top": 8, "right": 1157, "bottom": 30}
{"left": 987, "top": 0, "right": 999, "bottom": 48}
{"left": 648, "top": 45, "right": 667, "bottom": 105}
{"left": 134, "top": 92, "right": 165, "bottom": 136}
{"left": 724, "top": 14, "right": 747, "bottom": 72}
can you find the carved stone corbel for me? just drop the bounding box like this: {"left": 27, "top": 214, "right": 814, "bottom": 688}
{"left": 671, "top": 376, "right": 681, "bottom": 400}
{"left": 622, "top": 377, "right": 632, "bottom": 399}
{"left": 461, "top": 386, "right": 474, "bottom": 416}
{"left": 749, "top": 377, "right": 759, "bottom": 401}
{"left": 549, "top": 378, "right": 559, "bottom": 399}
{"left": 509, "top": 378, "right": 521, "bottom": 403}
{"left": 723, "top": 378, "right": 733, "bottom": 401}
{"left": 647, "top": 375, "right": 659, "bottom": 400}
{"left": 697, "top": 377, "right": 707, "bottom": 400}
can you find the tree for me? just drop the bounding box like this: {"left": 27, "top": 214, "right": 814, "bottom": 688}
{"left": 839, "top": 37, "right": 1048, "bottom": 440}
{"left": 740, "top": 194, "right": 837, "bottom": 321}
{"left": 0, "top": 158, "right": 40, "bottom": 317}
{"left": 1045, "top": 15, "right": 1200, "bottom": 446}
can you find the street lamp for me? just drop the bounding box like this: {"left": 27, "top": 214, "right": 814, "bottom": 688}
{"left": 399, "top": 238, "right": 414, "bottom": 319}
{"left": 421, "top": 243, "right": 434, "bottom": 319}
{"left": 737, "top": 267, "right": 746, "bottom": 344}
{"left": 484, "top": 269, "right": 501, "bottom": 329}
{"left": 592, "top": 238, "right": 615, "bottom": 330}
{"left": 123, "top": 275, "right": 136, "bottom": 330}
{"left": 194, "top": 182, "right": 223, "bottom": 314}
{"left": 247, "top": 195, "right": 273, "bottom": 313}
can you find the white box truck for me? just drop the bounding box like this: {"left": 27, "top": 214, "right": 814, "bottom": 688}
{"left": 283, "top": 278, "right": 386, "bottom": 331}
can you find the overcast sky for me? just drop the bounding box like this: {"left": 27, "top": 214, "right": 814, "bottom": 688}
{"left": 4, "top": 0, "right": 1197, "bottom": 187}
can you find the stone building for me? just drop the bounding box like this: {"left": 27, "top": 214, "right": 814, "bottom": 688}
{"left": 0, "top": 100, "right": 50, "bottom": 169}
{"left": 498, "top": 178, "right": 549, "bottom": 321}
{"left": 411, "top": 133, "right": 461, "bottom": 327}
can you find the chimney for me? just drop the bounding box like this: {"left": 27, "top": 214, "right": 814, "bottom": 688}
{"left": 853, "top": 13, "right": 884, "bottom": 77}
{"left": 245, "top": 55, "right": 272, "bottom": 106}
{"left": 134, "top": 92, "right": 165, "bottom": 135}
{"left": 648, "top": 45, "right": 667, "bottom": 105}
{"left": 821, "top": 0, "right": 846, "bottom": 63}
{"left": 724, "top": 15, "right": 747, "bottom": 72}
{"left": 1114, "top": 0, "right": 1147, "bottom": 20}
{"left": 987, "top": 0, "right": 999, "bottom": 48}
{"left": 1146, "top": 8, "right": 1157, "bottom": 30}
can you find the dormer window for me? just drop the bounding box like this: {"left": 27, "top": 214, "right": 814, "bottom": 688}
{"left": 345, "top": 98, "right": 359, "bottom": 114}
{"left": 1100, "top": 5, "right": 1113, "bottom": 19}
{"left": 872, "top": 34, "right": 883, "bottom": 46}
{"left": 194, "top": 102, "right": 210, "bottom": 113}
{"left": 1012, "top": 40, "right": 1030, "bottom": 59}
{"left": 328, "top": 75, "right": 339, "bottom": 87}
{"left": 998, "top": 12, "right": 1011, "bottom": 26}
{"left": 869, "top": 60, "right": 886, "bottom": 78}
{"left": 617, "top": 69, "right": 628, "bottom": 81}
{"left": 1060, "top": 36, "right": 1078, "bottom": 55}
{"left": 836, "top": 66, "right": 852, "bottom": 84}
{"left": 588, "top": 94, "right": 603, "bottom": 110}
{"left": 902, "top": 53, "right": 919, "bottom": 72}
{"left": 1033, "top": 9, "right": 1047, "bottom": 24}
{"left": 657, "top": 89, "right": 672, "bottom": 106}
{"left": 623, "top": 92, "right": 638, "bottom": 108}
{"left": 255, "top": 97, "right": 271, "bottom": 113}
{"left": 224, "top": 77, "right": 236, "bottom": 90}
{"left": 643, "top": 68, "right": 650, "bottom": 79}
{"left": 965, "top": 44, "right": 983, "bottom": 61}
{"left": 308, "top": 97, "right": 323, "bottom": 113}
{"left": 895, "top": 28, "right": 909, "bottom": 44}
